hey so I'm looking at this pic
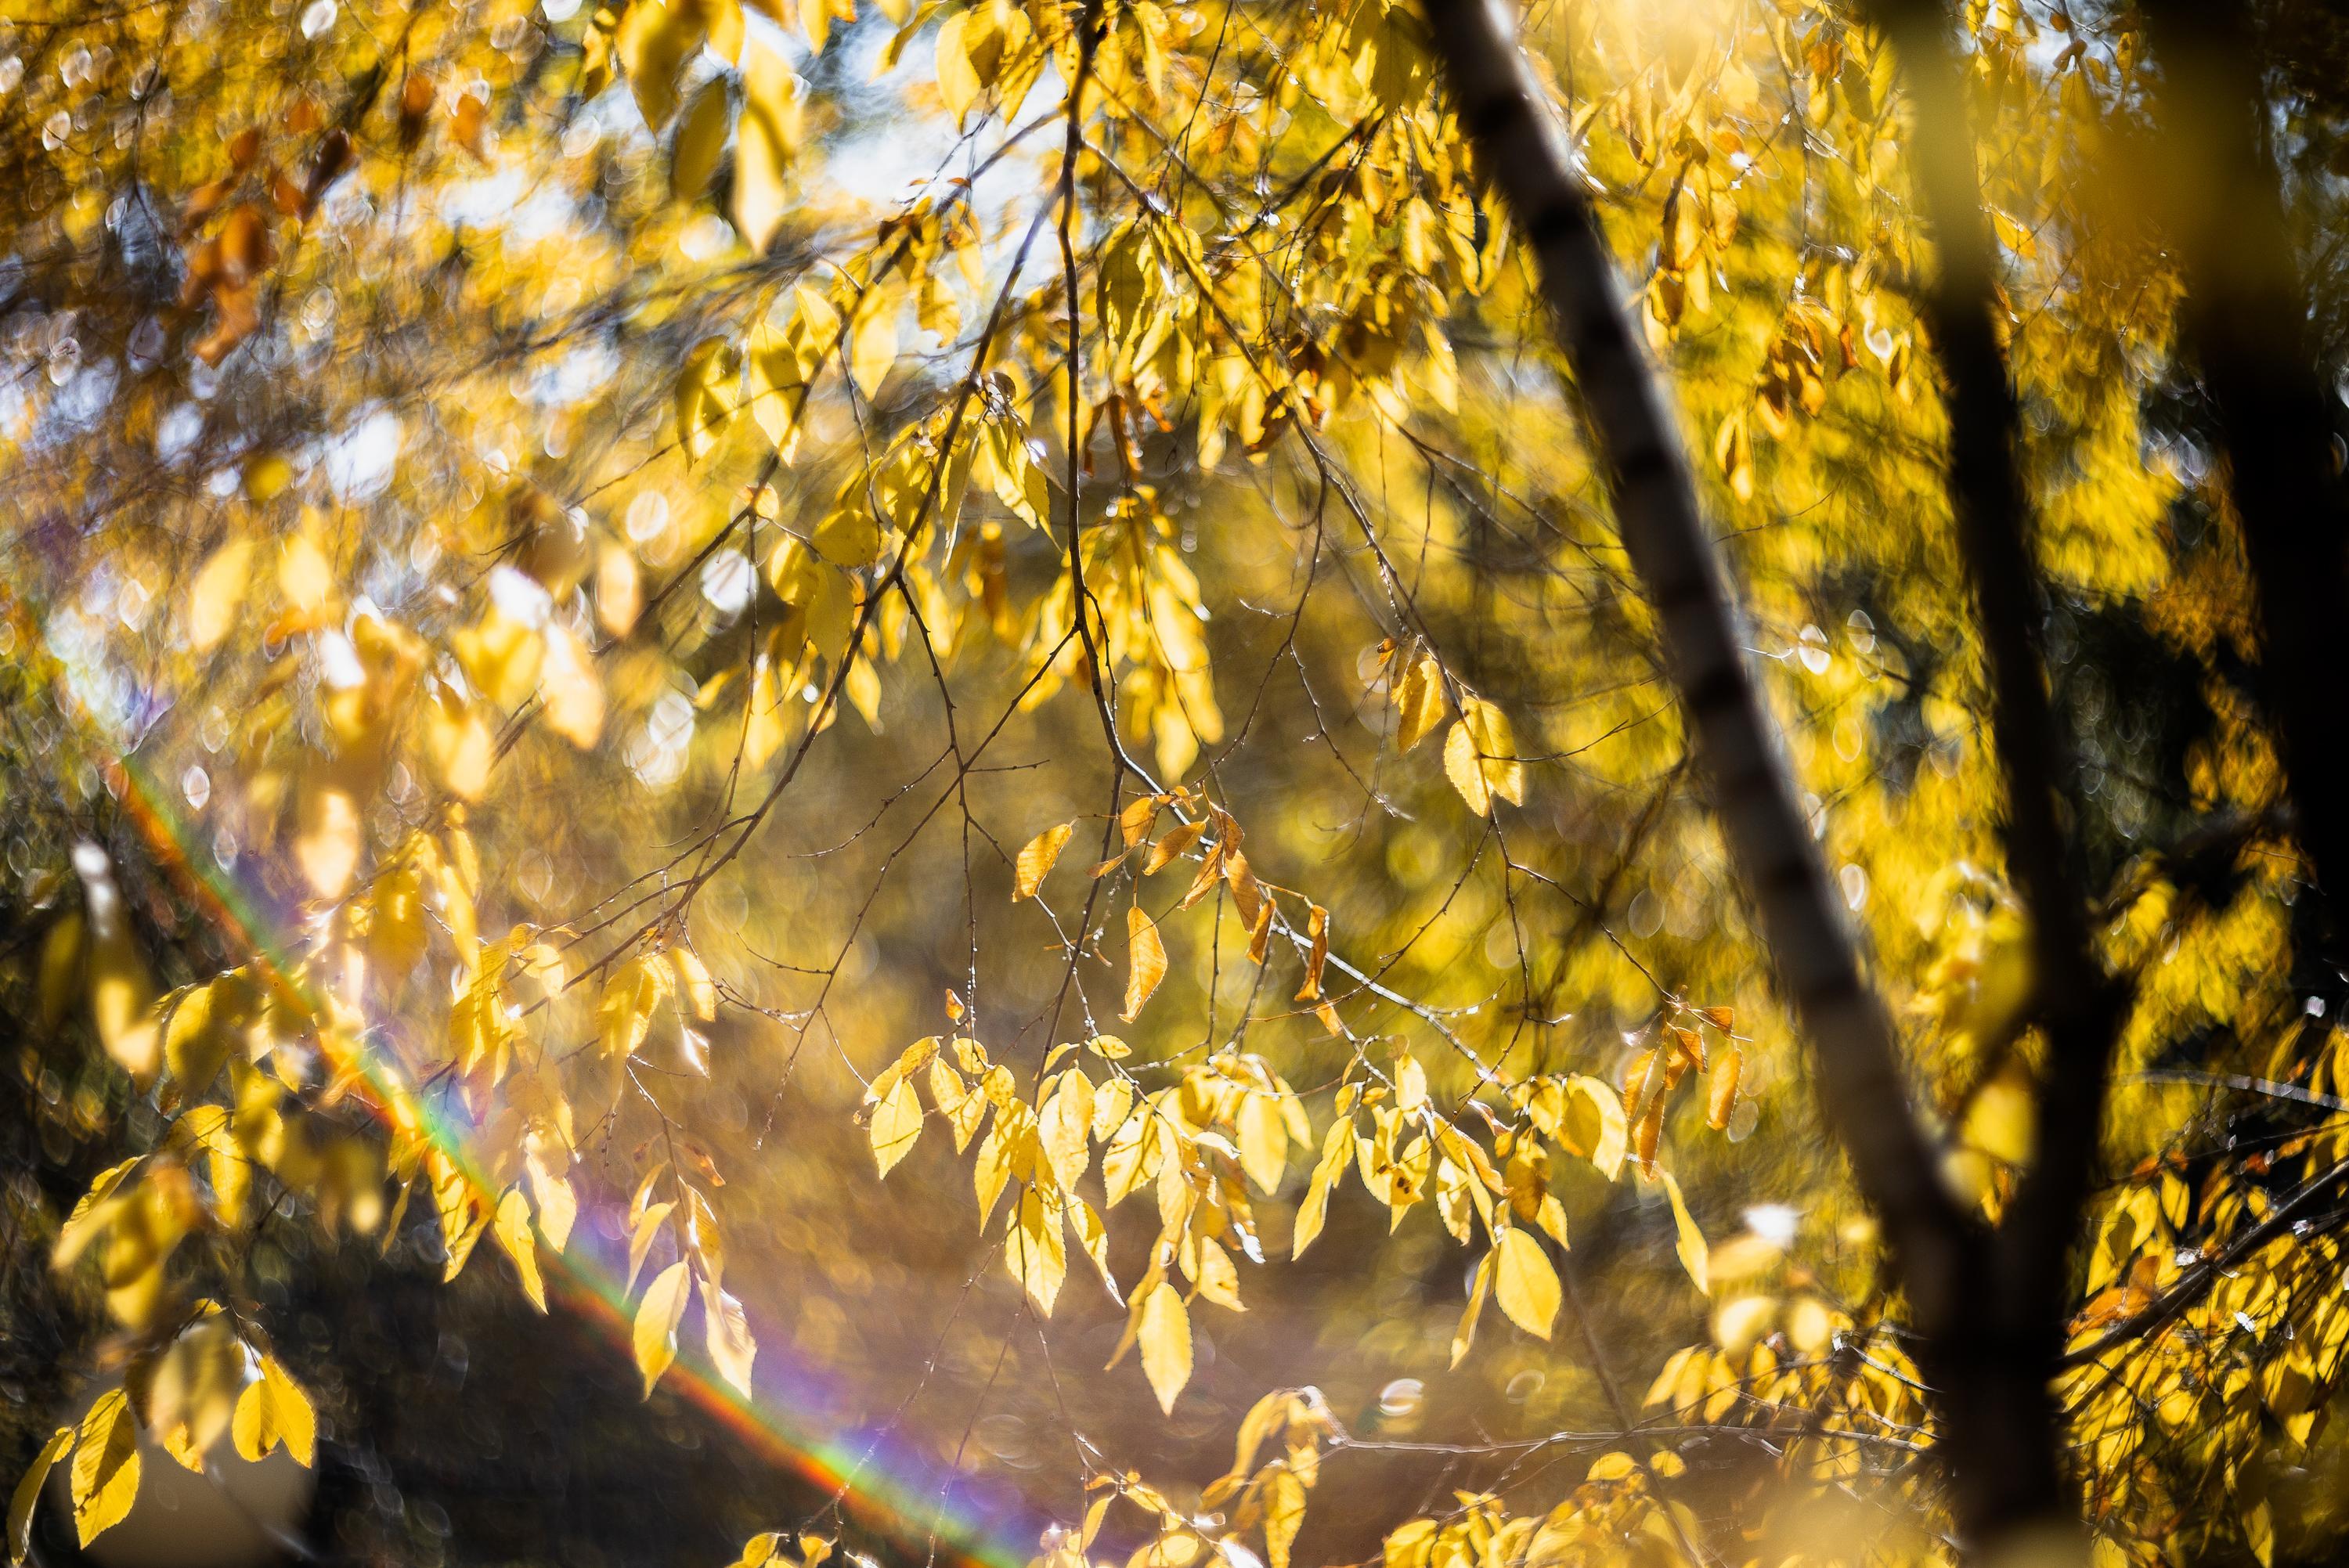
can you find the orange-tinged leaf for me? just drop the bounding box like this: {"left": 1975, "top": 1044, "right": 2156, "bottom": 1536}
{"left": 1122, "top": 907, "right": 1166, "bottom": 1022}
{"left": 1015, "top": 823, "right": 1075, "bottom": 900}
{"left": 1395, "top": 654, "right": 1445, "bottom": 752}
{"left": 1143, "top": 820, "right": 1203, "bottom": 874}
{"left": 1707, "top": 1046, "right": 1743, "bottom": 1131}
{"left": 1294, "top": 903, "right": 1329, "bottom": 1002}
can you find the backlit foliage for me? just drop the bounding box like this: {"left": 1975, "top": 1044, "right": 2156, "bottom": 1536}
{"left": 3, "top": 0, "right": 2345, "bottom": 1563}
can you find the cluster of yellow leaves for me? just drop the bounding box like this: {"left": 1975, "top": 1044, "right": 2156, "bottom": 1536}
{"left": 867, "top": 1028, "right": 1322, "bottom": 1411}
{"left": 626, "top": 1159, "right": 760, "bottom": 1397}
{"left": 9, "top": 1313, "right": 317, "bottom": 1564}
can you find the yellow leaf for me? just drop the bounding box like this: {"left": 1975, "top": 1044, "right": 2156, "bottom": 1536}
{"left": 1014, "top": 822, "right": 1075, "bottom": 900}
{"left": 1006, "top": 1188, "right": 1066, "bottom": 1313}
{"left": 1493, "top": 1227, "right": 1560, "bottom": 1340}
{"left": 1562, "top": 1076, "right": 1628, "bottom": 1181}
{"left": 493, "top": 1188, "right": 547, "bottom": 1311}
{"left": 1070, "top": 1197, "right": 1120, "bottom": 1303}
{"left": 1660, "top": 1170, "right": 1710, "bottom": 1295}
{"left": 633, "top": 1260, "right": 692, "bottom": 1396}
{"left": 870, "top": 1072, "right": 924, "bottom": 1176}
{"left": 1263, "top": 1469, "right": 1307, "bottom": 1568}
{"left": 731, "top": 1534, "right": 785, "bottom": 1568}
{"left": 1452, "top": 1248, "right": 1495, "bottom": 1367}
{"left": 9, "top": 1426, "right": 73, "bottom": 1567}
{"left": 294, "top": 780, "right": 363, "bottom": 900}
{"left": 734, "top": 35, "right": 802, "bottom": 253}
{"left": 1122, "top": 906, "right": 1166, "bottom": 1022}
{"left": 82, "top": 890, "right": 156, "bottom": 1083}
{"left": 935, "top": 9, "right": 980, "bottom": 125}
{"left": 230, "top": 1357, "right": 317, "bottom": 1468}
{"left": 1137, "top": 1280, "right": 1192, "bottom": 1413}
{"left": 1444, "top": 719, "right": 1489, "bottom": 816}
{"left": 1291, "top": 1119, "right": 1350, "bottom": 1259}
{"left": 1236, "top": 1093, "right": 1286, "bottom": 1195}
{"left": 70, "top": 1387, "right": 140, "bottom": 1547}
{"left": 428, "top": 687, "right": 495, "bottom": 801}
{"left": 1460, "top": 697, "right": 1525, "bottom": 811}
{"left": 539, "top": 623, "right": 604, "bottom": 748}
{"left": 1039, "top": 1071, "right": 1094, "bottom": 1191}
{"left": 1143, "top": 820, "right": 1203, "bottom": 875}
{"left": 616, "top": 0, "right": 704, "bottom": 130}
{"left": 627, "top": 1199, "right": 676, "bottom": 1293}
{"left": 701, "top": 1274, "right": 758, "bottom": 1396}
{"left": 673, "top": 947, "right": 718, "bottom": 1022}
{"left": 278, "top": 530, "right": 335, "bottom": 615}
{"left": 1394, "top": 654, "right": 1444, "bottom": 752}
{"left": 670, "top": 74, "right": 731, "bottom": 202}
{"left": 849, "top": 300, "right": 898, "bottom": 399}
{"left": 597, "top": 544, "right": 643, "bottom": 636}
{"left": 187, "top": 539, "right": 254, "bottom": 652}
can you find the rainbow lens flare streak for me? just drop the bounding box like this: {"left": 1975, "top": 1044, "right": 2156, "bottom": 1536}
{"left": 28, "top": 596, "right": 1045, "bottom": 1568}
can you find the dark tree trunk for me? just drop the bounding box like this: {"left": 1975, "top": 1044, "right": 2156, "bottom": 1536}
{"left": 1415, "top": 0, "right": 2115, "bottom": 1557}
{"left": 2140, "top": 0, "right": 2349, "bottom": 949}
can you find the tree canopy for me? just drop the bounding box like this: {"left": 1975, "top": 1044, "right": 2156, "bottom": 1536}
{"left": 5, "top": 0, "right": 2349, "bottom": 1565}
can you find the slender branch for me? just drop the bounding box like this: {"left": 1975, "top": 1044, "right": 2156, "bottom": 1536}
{"left": 2057, "top": 1155, "right": 2349, "bottom": 1370}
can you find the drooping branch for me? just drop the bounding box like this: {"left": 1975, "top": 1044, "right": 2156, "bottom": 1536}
{"left": 1415, "top": 0, "right": 1971, "bottom": 1338}
{"left": 2138, "top": 0, "right": 2349, "bottom": 946}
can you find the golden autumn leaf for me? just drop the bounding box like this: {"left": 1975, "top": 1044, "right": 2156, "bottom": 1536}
{"left": 70, "top": 1387, "right": 139, "bottom": 1547}
{"left": 733, "top": 35, "right": 802, "bottom": 254}
{"left": 1444, "top": 697, "right": 1525, "bottom": 818}
{"left": 1014, "top": 822, "right": 1076, "bottom": 900}
{"left": 1137, "top": 1280, "right": 1192, "bottom": 1414}
{"left": 9, "top": 1426, "right": 73, "bottom": 1567}
{"left": 1493, "top": 1227, "right": 1560, "bottom": 1340}
{"left": 493, "top": 1187, "right": 547, "bottom": 1312}
{"left": 670, "top": 75, "right": 731, "bottom": 203}
{"left": 701, "top": 1275, "right": 758, "bottom": 1396}
{"left": 186, "top": 538, "right": 255, "bottom": 652}
{"left": 935, "top": 9, "right": 981, "bottom": 125}
{"left": 1006, "top": 1187, "right": 1067, "bottom": 1313}
{"left": 633, "top": 1260, "right": 693, "bottom": 1397}
{"left": 230, "top": 1356, "right": 318, "bottom": 1468}
{"left": 294, "top": 780, "right": 363, "bottom": 900}
{"left": 1452, "top": 1249, "right": 1496, "bottom": 1368}
{"left": 869, "top": 1071, "right": 924, "bottom": 1177}
{"left": 1659, "top": 1170, "right": 1711, "bottom": 1296}
{"left": 539, "top": 623, "right": 605, "bottom": 748}
{"left": 1122, "top": 906, "right": 1166, "bottom": 1022}
{"left": 1394, "top": 653, "right": 1445, "bottom": 752}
